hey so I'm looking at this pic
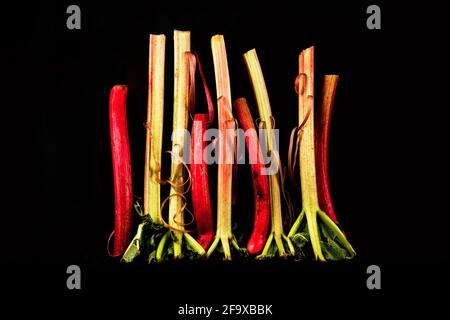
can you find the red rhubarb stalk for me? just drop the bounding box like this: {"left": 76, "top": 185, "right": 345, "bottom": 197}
{"left": 187, "top": 52, "right": 215, "bottom": 249}
{"left": 316, "top": 75, "right": 339, "bottom": 222}
{"left": 233, "top": 98, "right": 270, "bottom": 254}
{"left": 109, "top": 85, "right": 133, "bottom": 256}
{"left": 190, "top": 114, "right": 214, "bottom": 248}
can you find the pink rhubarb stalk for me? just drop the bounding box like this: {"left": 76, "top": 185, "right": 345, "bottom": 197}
{"left": 109, "top": 85, "right": 133, "bottom": 256}
{"left": 316, "top": 75, "right": 339, "bottom": 223}
{"left": 190, "top": 114, "right": 214, "bottom": 248}
{"left": 188, "top": 52, "right": 215, "bottom": 249}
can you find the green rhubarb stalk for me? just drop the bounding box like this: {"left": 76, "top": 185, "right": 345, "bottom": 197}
{"left": 206, "top": 35, "right": 241, "bottom": 260}
{"left": 122, "top": 35, "right": 166, "bottom": 262}
{"left": 288, "top": 47, "right": 355, "bottom": 261}
{"left": 168, "top": 30, "right": 190, "bottom": 258}
{"left": 164, "top": 30, "right": 206, "bottom": 260}
{"left": 145, "top": 34, "right": 166, "bottom": 222}
{"left": 149, "top": 31, "right": 205, "bottom": 261}
{"left": 243, "top": 49, "right": 295, "bottom": 258}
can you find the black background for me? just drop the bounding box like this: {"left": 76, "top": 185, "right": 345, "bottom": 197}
{"left": 2, "top": 0, "right": 448, "bottom": 314}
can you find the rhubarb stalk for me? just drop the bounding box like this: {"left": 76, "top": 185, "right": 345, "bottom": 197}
{"left": 122, "top": 35, "right": 166, "bottom": 262}
{"left": 144, "top": 34, "right": 166, "bottom": 223}
{"left": 188, "top": 52, "right": 215, "bottom": 249}
{"left": 190, "top": 114, "right": 214, "bottom": 248}
{"left": 316, "top": 75, "right": 339, "bottom": 222}
{"left": 288, "top": 47, "right": 355, "bottom": 261}
{"left": 206, "top": 35, "right": 241, "bottom": 260}
{"left": 233, "top": 98, "right": 270, "bottom": 255}
{"left": 155, "top": 30, "right": 205, "bottom": 260}
{"left": 243, "top": 49, "right": 295, "bottom": 258}
{"left": 168, "top": 30, "right": 190, "bottom": 258}
{"left": 109, "top": 85, "right": 133, "bottom": 257}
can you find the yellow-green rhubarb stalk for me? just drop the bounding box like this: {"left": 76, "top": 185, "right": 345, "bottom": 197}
{"left": 122, "top": 34, "right": 166, "bottom": 262}
{"left": 206, "top": 35, "right": 242, "bottom": 260}
{"left": 288, "top": 47, "right": 355, "bottom": 261}
{"left": 156, "top": 30, "right": 205, "bottom": 260}
{"left": 243, "top": 49, "right": 295, "bottom": 258}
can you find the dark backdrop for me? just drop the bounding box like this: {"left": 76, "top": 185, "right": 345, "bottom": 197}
{"left": 2, "top": 0, "right": 448, "bottom": 314}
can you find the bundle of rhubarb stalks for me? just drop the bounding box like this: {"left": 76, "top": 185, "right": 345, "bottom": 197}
{"left": 108, "top": 30, "right": 356, "bottom": 262}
